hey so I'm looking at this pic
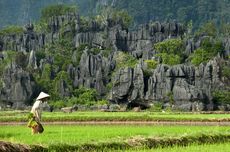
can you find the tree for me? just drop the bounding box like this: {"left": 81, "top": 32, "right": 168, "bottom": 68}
{"left": 154, "top": 38, "right": 184, "bottom": 55}
{"left": 190, "top": 48, "right": 210, "bottom": 66}
{"left": 41, "top": 4, "right": 78, "bottom": 21}
{"left": 156, "top": 53, "right": 181, "bottom": 66}
{"left": 189, "top": 37, "right": 224, "bottom": 66}
{"left": 195, "top": 21, "right": 217, "bottom": 37}
{"left": 154, "top": 38, "right": 184, "bottom": 65}
{"left": 96, "top": 6, "right": 133, "bottom": 28}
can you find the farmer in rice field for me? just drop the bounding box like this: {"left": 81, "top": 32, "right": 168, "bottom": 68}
{"left": 28, "top": 92, "right": 50, "bottom": 134}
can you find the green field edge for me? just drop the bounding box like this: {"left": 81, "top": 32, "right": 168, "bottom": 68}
{"left": 1, "top": 116, "right": 230, "bottom": 122}
{"left": 22, "top": 133, "right": 230, "bottom": 152}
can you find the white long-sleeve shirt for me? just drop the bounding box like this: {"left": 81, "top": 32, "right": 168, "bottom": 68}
{"left": 31, "top": 100, "right": 43, "bottom": 122}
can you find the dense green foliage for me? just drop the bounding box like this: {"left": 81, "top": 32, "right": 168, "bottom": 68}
{"left": 190, "top": 48, "right": 212, "bottom": 66}
{"left": 49, "top": 87, "right": 99, "bottom": 109}
{"left": 115, "top": 51, "right": 138, "bottom": 69}
{"left": 69, "top": 87, "right": 98, "bottom": 105}
{"left": 0, "top": 0, "right": 229, "bottom": 30}
{"left": 113, "top": 0, "right": 230, "bottom": 29}
{"left": 154, "top": 39, "right": 184, "bottom": 55}
{"left": 144, "top": 60, "right": 158, "bottom": 69}
{"left": 189, "top": 37, "right": 224, "bottom": 66}
{"left": 41, "top": 4, "right": 77, "bottom": 21}
{"left": 213, "top": 90, "right": 230, "bottom": 105}
{"left": 223, "top": 65, "right": 230, "bottom": 80}
{"left": 111, "top": 10, "right": 132, "bottom": 28}
{"left": 156, "top": 53, "right": 181, "bottom": 66}
{"left": 46, "top": 39, "right": 74, "bottom": 70}
{"left": 154, "top": 39, "right": 184, "bottom": 65}
{"left": 189, "top": 22, "right": 225, "bottom": 66}
{"left": 195, "top": 21, "right": 218, "bottom": 37}
{"left": 96, "top": 7, "right": 133, "bottom": 28}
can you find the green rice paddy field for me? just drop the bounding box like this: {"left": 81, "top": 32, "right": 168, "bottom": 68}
{"left": 0, "top": 125, "right": 230, "bottom": 151}
{"left": 1, "top": 111, "right": 230, "bottom": 122}
{"left": 0, "top": 125, "right": 229, "bottom": 145}
{"left": 1, "top": 111, "right": 230, "bottom": 151}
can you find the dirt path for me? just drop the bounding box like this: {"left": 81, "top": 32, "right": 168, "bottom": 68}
{"left": 1, "top": 121, "right": 230, "bottom": 126}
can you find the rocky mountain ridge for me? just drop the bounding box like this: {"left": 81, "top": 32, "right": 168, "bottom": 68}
{"left": 0, "top": 12, "right": 229, "bottom": 111}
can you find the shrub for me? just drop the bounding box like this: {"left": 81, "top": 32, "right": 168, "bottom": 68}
{"left": 101, "top": 48, "right": 113, "bottom": 57}
{"left": 34, "top": 21, "right": 49, "bottom": 33}
{"left": 71, "top": 87, "right": 98, "bottom": 106}
{"left": 154, "top": 38, "right": 184, "bottom": 55}
{"left": 201, "top": 38, "right": 224, "bottom": 55}
{"left": 190, "top": 48, "right": 211, "bottom": 66}
{"left": 15, "top": 52, "right": 27, "bottom": 68}
{"left": 91, "top": 48, "right": 101, "bottom": 55}
{"left": 97, "top": 7, "right": 133, "bottom": 28}
{"left": 4, "top": 51, "right": 17, "bottom": 62}
{"left": 35, "top": 50, "right": 46, "bottom": 66}
{"left": 34, "top": 64, "right": 53, "bottom": 99}
{"left": 41, "top": 64, "right": 52, "bottom": 80}
{"left": 51, "top": 71, "right": 73, "bottom": 99}
{"left": 148, "top": 102, "right": 163, "bottom": 112}
{"left": 189, "top": 38, "right": 224, "bottom": 66}
{"left": 156, "top": 53, "right": 181, "bottom": 65}
{"left": 111, "top": 10, "right": 133, "bottom": 28}
{"left": 46, "top": 38, "right": 74, "bottom": 70}
{"left": 212, "top": 90, "right": 230, "bottom": 105}
{"left": 154, "top": 39, "right": 184, "bottom": 65}
{"left": 195, "top": 21, "right": 217, "bottom": 37}
{"left": 79, "top": 17, "right": 91, "bottom": 31}
{"left": 79, "top": 89, "right": 97, "bottom": 102}
{"left": 49, "top": 100, "right": 67, "bottom": 109}
{"left": 222, "top": 66, "right": 230, "bottom": 79}
{"left": 97, "top": 99, "right": 109, "bottom": 105}
{"left": 115, "top": 51, "right": 138, "bottom": 69}
{"left": 144, "top": 60, "right": 158, "bottom": 69}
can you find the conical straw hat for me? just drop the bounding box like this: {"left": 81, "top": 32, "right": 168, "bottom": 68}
{"left": 36, "top": 92, "right": 50, "bottom": 100}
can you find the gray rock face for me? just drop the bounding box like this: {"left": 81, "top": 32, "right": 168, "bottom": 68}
{"left": 112, "top": 67, "right": 133, "bottom": 101}
{"left": 0, "top": 15, "right": 228, "bottom": 111}
{"left": 185, "top": 36, "right": 230, "bottom": 57}
{"left": 110, "top": 57, "right": 224, "bottom": 110}
{"left": 0, "top": 24, "right": 45, "bottom": 52}
{"left": 0, "top": 63, "right": 36, "bottom": 107}
{"left": 72, "top": 49, "right": 113, "bottom": 95}
{"left": 131, "top": 64, "right": 145, "bottom": 101}
{"left": 75, "top": 21, "right": 185, "bottom": 55}
{"left": 110, "top": 64, "right": 145, "bottom": 103}
{"left": 0, "top": 13, "right": 78, "bottom": 52}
